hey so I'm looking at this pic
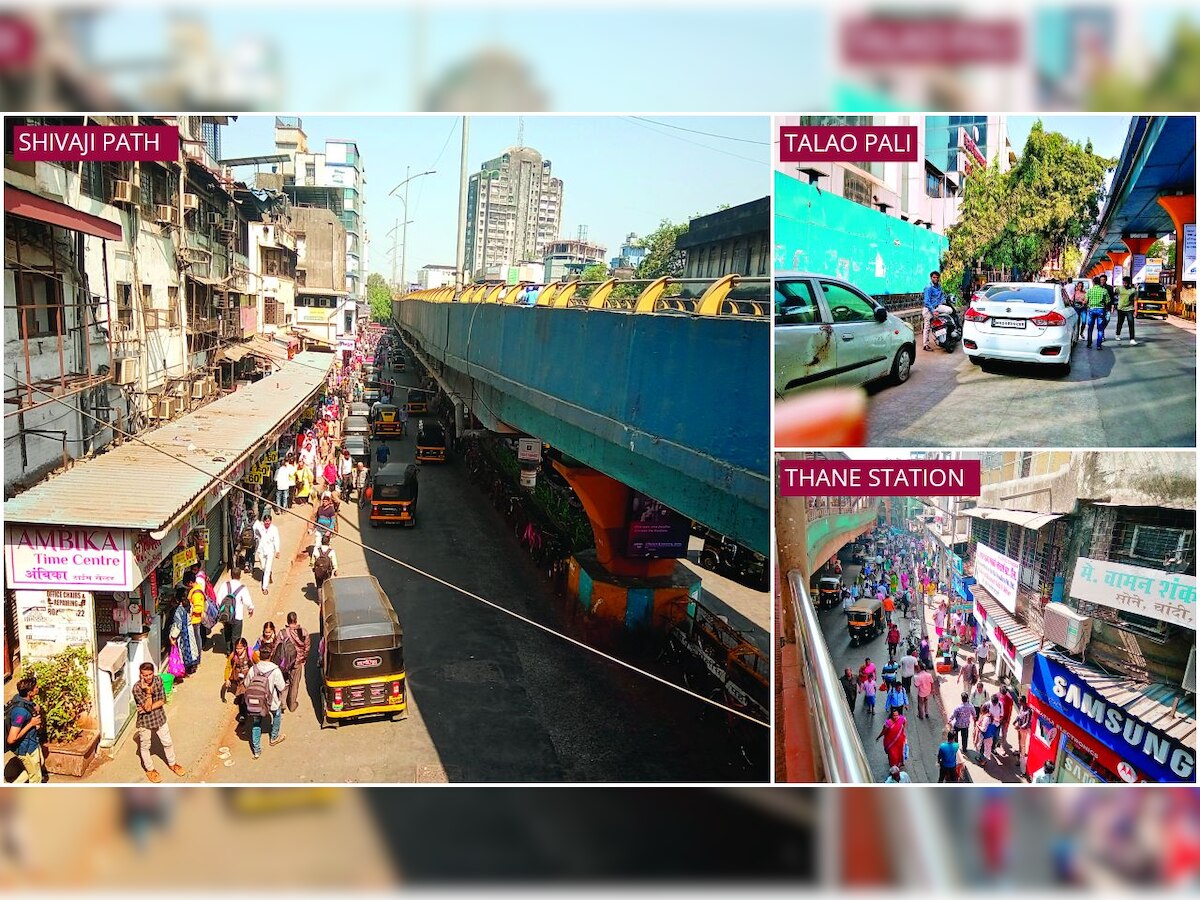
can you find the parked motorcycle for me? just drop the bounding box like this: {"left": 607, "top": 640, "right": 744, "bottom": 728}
{"left": 699, "top": 536, "right": 769, "bottom": 592}
{"left": 930, "top": 299, "right": 963, "bottom": 352}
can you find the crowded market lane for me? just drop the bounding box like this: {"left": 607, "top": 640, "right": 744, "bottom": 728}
{"left": 866, "top": 316, "right": 1196, "bottom": 447}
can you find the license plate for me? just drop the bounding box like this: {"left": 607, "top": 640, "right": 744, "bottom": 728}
{"left": 992, "top": 318, "right": 1026, "bottom": 329}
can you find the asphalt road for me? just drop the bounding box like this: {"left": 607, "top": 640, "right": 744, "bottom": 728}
{"left": 195, "top": 365, "right": 767, "bottom": 783}
{"left": 866, "top": 315, "right": 1196, "bottom": 447}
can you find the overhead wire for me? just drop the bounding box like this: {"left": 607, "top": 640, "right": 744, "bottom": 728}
{"left": 3, "top": 370, "right": 768, "bottom": 729}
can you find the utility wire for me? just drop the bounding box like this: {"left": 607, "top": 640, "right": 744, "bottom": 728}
{"left": 629, "top": 117, "right": 769, "bottom": 146}
{"left": 622, "top": 117, "right": 767, "bottom": 167}
{"left": 4, "top": 370, "right": 768, "bottom": 729}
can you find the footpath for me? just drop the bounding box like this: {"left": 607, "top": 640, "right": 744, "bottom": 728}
{"left": 82, "top": 485, "right": 328, "bottom": 783}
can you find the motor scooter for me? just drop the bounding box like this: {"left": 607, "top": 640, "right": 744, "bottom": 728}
{"left": 930, "top": 298, "right": 963, "bottom": 352}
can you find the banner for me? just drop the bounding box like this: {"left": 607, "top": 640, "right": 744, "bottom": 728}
{"left": 1030, "top": 653, "right": 1195, "bottom": 783}
{"left": 626, "top": 493, "right": 691, "bottom": 559}
{"left": 777, "top": 459, "right": 980, "bottom": 496}
{"left": 973, "top": 542, "right": 1019, "bottom": 614}
{"left": 1184, "top": 223, "right": 1197, "bottom": 282}
{"left": 4, "top": 525, "right": 134, "bottom": 591}
{"left": 15, "top": 589, "right": 95, "bottom": 661}
{"left": 1070, "top": 557, "right": 1195, "bottom": 630}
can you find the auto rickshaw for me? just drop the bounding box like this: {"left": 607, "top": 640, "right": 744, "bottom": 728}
{"left": 847, "top": 597, "right": 884, "bottom": 647}
{"left": 371, "top": 404, "right": 404, "bottom": 439}
{"left": 368, "top": 463, "right": 418, "bottom": 527}
{"left": 343, "top": 415, "right": 370, "bottom": 442}
{"left": 415, "top": 419, "right": 447, "bottom": 464}
{"left": 349, "top": 401, "right": 371, "bottom": 419}
{"left": 405, "top": 388, "right": 431, "bottom": 416}
{"left": 1135, "top": 283, "right": 1169, "bottom": 320}
{"left": 344, "top": 435, "right": 370, "bottom": 470}
{"left": 816, "top": 576, "right": 842, "bottom": 609}
{"left": 318, "top": 575, "right": 406, "bottom": 727}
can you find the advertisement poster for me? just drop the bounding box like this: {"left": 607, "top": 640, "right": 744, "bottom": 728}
{"left": 1184, "top": 223, "right": 1197, "bottom": 282}
{"left": 4, "top": 525, "right": 134, "bottom": 591}
{"left": 974, "top": 542, "right": 1020, "bottom": 614}
{"left": 1070, "top": 556, "right": 1195, "bottom": 630}
{"left": 626, "top": 493, "right": 691, "bottom": 559}
{"left": 15, "top": 588, "right": 95, "bottom": 661}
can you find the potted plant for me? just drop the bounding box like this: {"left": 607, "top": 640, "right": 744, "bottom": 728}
{"left": 28, "top": 645, "right": 99, "bottom": 778}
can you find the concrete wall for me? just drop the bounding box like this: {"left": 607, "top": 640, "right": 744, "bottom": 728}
{"left": 397, "top": 299, "right": 769, "bottom": 552}
{"left": 291, "top": 206, "right": 347, "bottom": 291}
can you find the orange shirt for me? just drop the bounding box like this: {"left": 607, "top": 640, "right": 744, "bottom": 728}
{"left": 882, "top": 596, "right": 895, "bottom": 612}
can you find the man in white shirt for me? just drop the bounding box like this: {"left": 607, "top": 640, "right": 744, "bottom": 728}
{"left": 1032, "top": 761, "right": 1055, "bottom": 784}
{"left": 897, "top": 651, "right": 918, "bottom": 696}
{"left": 274, "top": 459, "right": 294, "bottom": 511}
{"left": 216, "top": 567, "right": 254, "bottom": 653}
{"left": 337, "top": 448, "right": 354, "bottom": 497}
{"left": 243, "top": 655, "right": 287, "bottom": 759}
{"left": 252, "top": 514, "right": 282, "bottom": 595}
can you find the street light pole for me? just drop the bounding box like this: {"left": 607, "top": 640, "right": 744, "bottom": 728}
{"left": 388, "top": 167, "right": 436, "bottom": 296}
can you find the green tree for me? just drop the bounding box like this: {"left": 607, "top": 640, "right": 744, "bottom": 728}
{"left": 636, "top": 218, "right": 690, "bottom": 280}
{"left": 1148, "top": 238, "right": 1177, "bottom": 267}
{"left": 579, "top": 263, "right": 609, "bottom": 282}
{"left": 366, "top": 272, "right": 394, "bottom": 322}
{"left": 942, "top": 121, "right": 1115, "bottom": 289}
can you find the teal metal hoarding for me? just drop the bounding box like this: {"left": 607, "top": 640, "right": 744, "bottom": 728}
{"left": 774, "top": 170, "right": 949, "bottom": 296}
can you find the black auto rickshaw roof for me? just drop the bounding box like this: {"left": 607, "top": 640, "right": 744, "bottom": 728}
{"left": 847, "top": 598, "right": 882, "bottom": 615}
{"left": 408, "top": 387, "right": 432, "bottom": 400}
{"left": 374, "top": 462, "right": 418, "bottom": 487}
{"left": 417, "top": 419, "right": 445, "bottom": 441}
{"left": 343, "top": 436, "right": 369, "bottom": 455}
{"left": 320, "top": 576, "right": 403, "bottom": 646}
{"left": 350, "top": 402, "right": 371, "bottom": 417}
{"left": 344, "top": 415, "right": 370, "bottom": 432}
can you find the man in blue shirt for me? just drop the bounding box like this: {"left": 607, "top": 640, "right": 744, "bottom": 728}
{"left": 374, "top": 440, "right": 391, "bottom": 470}
{"left": 922, "top": 270, "right": 950, "bottom": 351}
{"left": 937, "top": 730, "right": 961, "bottom": 783}
{"left": 6, "top": 677, "right": 43, "bottom": 783}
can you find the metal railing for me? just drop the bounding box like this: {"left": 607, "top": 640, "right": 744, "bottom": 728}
{"left": 785, "top": 570, "right": 873, "bottom": 784}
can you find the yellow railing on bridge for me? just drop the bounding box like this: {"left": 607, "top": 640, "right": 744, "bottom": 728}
{"left": 396, "top": 275, "right": 770, "bottom": 317}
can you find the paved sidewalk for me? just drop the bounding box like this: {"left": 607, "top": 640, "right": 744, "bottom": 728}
{"left": 82, "top": 485, "right": 329, "bottom": 783}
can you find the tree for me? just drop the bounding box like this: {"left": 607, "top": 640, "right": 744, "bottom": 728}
{"left": 366, "top": 272, "right": 393, "bottom": 322}
{"left": 636, "top": 218, "right": 689, "bottom": 280}
{"left": 579, "top": 263, "right": 609, "bottom": 283}
{"left": 942, "top": 121, "right": 1115, "bottom": 289}
{"left": 1148, "top": 238, "right": 1177, "bottom": 267}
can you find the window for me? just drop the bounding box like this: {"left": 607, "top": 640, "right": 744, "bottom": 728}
{"left": 1019, "top": 452, "right": 1033, "bottom": 478}
{"left": 843, "top": 171, "right": 872, "bottom": 207}
{"left": 167, "top": 286, "right": 180, "bottom": 327}
{"left": 15, "top": 271, "right": 65, "bottom": 338}
{"left": 820, "top": 280, "right": 878, "bottom": 323}
{"left": 305, "top": 163, "right": 316, "bottom": 180}
{"left": 142, "top": 284, "right": 153, "bottom": 310}
{"left": 775, "top": 279, "right": 821, "bottom": 325}
{"left": 1118, "top": 524, "right": 1194, "bottom": 567}
{"left": 139, "top": 169, "right": 154, "bottom": 212}
{"left": 926, "top": 167, "right": 943, "bottom": 199}
{"left": 81, "top": 160, "right": 107, "bottom": 201}
{"left": 115, "top": 282, "right": 133, "bottom": 326}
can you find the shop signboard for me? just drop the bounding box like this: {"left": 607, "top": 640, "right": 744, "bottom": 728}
{"left": 1143, "top": 257, "right": 1163, "bottom": 284}
{"left": 950, "top": 573, "right": 975, "bottom": 614}
{"left": 1184, "top": 223, "right": 1197, "bottom": 282}
{"left": 1030, "top": 653, "right": 1195, "bottom": 783}
{"left": 4, "top": 525, "right": 135, "bottom": 591}
{"left": 1070, "top": 557, "right": 1195, "bottom": 630}
{"left": 171, "top": 546, "right": 199, "bottom": 585}
{"left": 951, "top": 553, "right": 964, "bottom": 576}
{"left": 973, "top": 542, "right": 1020, "bottom": 614}
{"left": 625, "top": 492, "right": 691, "bottom": 559}
{"left": 14, "top": 589, "right": 94, "bottom": 661}
{"left": 1059, "top": 748, "right": 1102, "bottom": 785}
{"left": 1130, "top": 254, "right": 1147, "bottom": 283}
{"left": 517, "top": 438, "right": 541, "bottom": 463}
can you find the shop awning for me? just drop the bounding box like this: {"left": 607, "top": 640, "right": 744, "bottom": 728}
{"left": 5, "top": 186, "right": 123, "bottom": 241}
{"left": 3, "top": 352, "right": 333, "bottom": 532}
{"left": 213, "top": 344, "right": 253, "bottom": 363}
{"left": 296, "top": 287, "right": 349, "bottom": 298}
{"left": 962, "top": 507, "right": 1065, "bottom": 530}
{"left": 187, "top": 274, "right": 225, "bottom": 287}
{"left": 973, "top": 585, "right": 1055, "bottom": 678}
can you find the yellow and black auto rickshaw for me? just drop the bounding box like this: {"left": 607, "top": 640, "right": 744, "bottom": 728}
{"left": 415, "top": 419, "right": 447, "bottom": 464}
{"left": 368, "top": 462, "right": 418, "bottom": 527}
{"left": 1135, "top": 283, "right": 1169, "bottom": 320}
{"left": 405, "top": 388, "right": 431, "bottom": 416}
{"left": 371, "top": 404, "right": 404, "bottom": 440}
{"left": 318, "top": 575, "right": 406, "bottom": 727}
{"left": 847, "top": 597, "right": 884, "bottom": 647}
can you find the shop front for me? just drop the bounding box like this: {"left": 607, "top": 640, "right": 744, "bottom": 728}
{"left": 1028, "top": 651, "right": 1196, "bottom": 784}
{"left": 971, "top": 584, "right": 1049, "bottom": 687}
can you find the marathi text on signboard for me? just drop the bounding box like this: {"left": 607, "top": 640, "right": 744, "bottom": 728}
{"left": 171, "top": 545, "right": 199, "bottom": 586}
{"left": 4, "top": 525, "right": 134, "bottom": 591}
{"left": 625, "top": 493, "right": 691, "bottom": 559}
{"left": 1070, "top": 556, "right": 1195, "bottom": 630}
{"left": 973, "top": 542, "right": 1020, "bottom": 614}
{"left": 15, "top": 589, "right": 95, "bottom": 661}
{"left": 1183, "top": 223, "right": 1197, "bottom": 282}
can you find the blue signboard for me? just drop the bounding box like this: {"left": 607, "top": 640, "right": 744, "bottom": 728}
{"left": 951, "top": 573, "right": 975, "bottom": 601}
{"left": 1029, "top": 653, "right": 1195, "bottom": 783}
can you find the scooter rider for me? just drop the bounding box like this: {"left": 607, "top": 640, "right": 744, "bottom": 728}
{"left": 922, "top": 271, "right": 954, "bottom": 352}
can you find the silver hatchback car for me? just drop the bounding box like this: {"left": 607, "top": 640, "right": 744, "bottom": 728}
{"left": 775, "top": 272, "right": 917, "bottom": 397}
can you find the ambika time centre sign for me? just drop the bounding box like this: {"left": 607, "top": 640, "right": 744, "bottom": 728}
{"left": 4, "top": 525, "right": 135, "bottom": 591}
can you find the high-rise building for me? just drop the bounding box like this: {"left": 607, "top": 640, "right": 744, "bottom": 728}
{"left": 464, "top": 146, "right": 562, "bottom": 281}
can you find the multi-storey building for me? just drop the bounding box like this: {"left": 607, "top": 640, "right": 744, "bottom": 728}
{"left": 464, "top": 146, "right": 562, "bottom": 281}
{"left": 417, "top": 264, "right": 456, "bottom": 290}
{"left": 609, "top": 233, "right": 648, "bottom": 273}
{"left": 543, "top": 239, "right": 606, "bottom": 281}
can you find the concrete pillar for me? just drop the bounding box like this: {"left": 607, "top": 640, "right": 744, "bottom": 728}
{"left": 1106, "top": 250, "right": 1130, "bottom": 284}
{"left": 1156, "top": 193, "right": 1196, "bottom": 316}
{"left": 1121, "top": 234, "right": 1158, "bottom": 284}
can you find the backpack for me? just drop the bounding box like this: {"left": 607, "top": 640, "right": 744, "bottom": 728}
{"left": 239, "top": 526, "right": 257, "bottom": 550}
{"left": 217, "top": 583, "right": 244, "bottom": 625}
{"left": 4, "top": 697, "right": 36, "bottom": 749}
{"left": 313, "top": 547, "right": 334, "bottom": 581}
{"left": 272, "top": 635, "right": 298, "bottom": 674}
{"left": 243, "top": 666, "right": 273, "bottom": 717}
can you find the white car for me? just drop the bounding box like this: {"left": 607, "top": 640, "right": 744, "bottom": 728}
{"left": 961, "top": 282, "right": 1079, "bottom": 374}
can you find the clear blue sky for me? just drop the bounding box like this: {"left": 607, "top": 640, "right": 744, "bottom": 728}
{"left": 1007, "top": 115, "right": 1132, "bottom": 160}
{"left": 219, "top": 115, "right": 770, "bottom": 284}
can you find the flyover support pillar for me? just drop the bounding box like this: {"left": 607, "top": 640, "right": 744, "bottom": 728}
{"left": 1106, "top": 250, "right": 1130, "bottom": 283}
{"left": 1121, "top": 234, "right": 1160, "bottom": 283}
{"left": 1156, "top": 194, "right": 1196, "bottom": 319}
{"left": 553, "top": 461, "right": 700, "bottom": 634}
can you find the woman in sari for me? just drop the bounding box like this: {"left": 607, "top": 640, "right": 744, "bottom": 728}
{"left": 170, "top": 590, "right": 200, "bottom": 672}
{"left": 876, "top": 707, "right": 908, "bottom": 770}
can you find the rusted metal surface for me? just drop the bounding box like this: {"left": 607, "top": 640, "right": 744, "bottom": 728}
{"left": 3, "top": 351, "right": 333, "bottom": 530}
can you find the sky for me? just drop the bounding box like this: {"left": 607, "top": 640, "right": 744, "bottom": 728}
{"left": 218, "top": 115, "right": 770, "bottom": 284}
{"left": 1006, "top": 114, "right": 1132, "bottom": 160}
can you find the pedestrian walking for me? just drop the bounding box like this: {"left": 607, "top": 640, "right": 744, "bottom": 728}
{"left": 375, "top": 440, "right": 391, "bottom": 470}
{"left": 312, "top": 533, "right": 338, "bottom": 591}
{"left": 253, "top": 514, "right": 281, "bottom": 596}
{"left": 315, "top": 491, "right": 339, "bottom": 538}
{"left": 970, "top": 679, "right": 988, "bottom": 719}
{"left": 131, "top": 663, "right": 186, "bottom": 782}
{"left": 1072, "top": 281, "right": 1088, "bottom": 337}
{"left": 937, "top": 731, "right": 961, "bottom": 783}
{"left": 295, "top": 461, "right": 314, "bottom": 506}
{"left": 882, "top": 593, "right": 895, "bottom": 625}
{"left": 840, "top": 667, "right": 858, "bottom": 713}
{"left": 884, "top": 681, "right": 909, "bottom": 717}
{"left": 897, "top": 650, "right": 917, "bottom": 697}
{"left": 949, "top": 692, "right": 974, "bottom": 749}
{"left": 322, "top": 458, "right": 339, "bottom": 494}
{"left": 353, "top": 461, "right": 369, "bottom": 507}
{"left": 169, "top": 589, "right": 200, "bottom": 677}
{"left": 183, "top": 570, "right": 206, "bottom": 669}
{"left": 1014, "top": 696, "right": 1033, "bottom": 776}
{"left": 1085, "top": 276, "right": 1110, "bottom": 348}
{"left": 281, "top": 612, "right": 312, "bottom": 714}
{"left": 273, "top": 455, "right": 295, "bottom": 510}
{"left": 242, "top": 652, "right": 287, "bottom": 760}
{"left": 337, "top": 448, "right": 354, "bottom": 494}
{"left": 883, "top": 765, "right": 911, "bottom": 784}
{"left": 1113, "top": 276, "right": 1138, "bottom": 344}
{"left": 913, "top": 664, "right": 934, "bottom": 720}
{"left": 860, "top": 674, "right": 878, "bottom": 717}
{"left": 876, "top": 707, "right": 908, "bottom": 770}
{"left": 975, "top": 640, "right": 990, "bottom": 677}
{"left": 215, "top": 567, "right": 253, "bottom": 654}
{"left": 5, "top": 677, "right": 44, "bottom": 783}
{"left": 959, "top": 657, "right": 978, "bottom": 691}
{"left": 886, "top": 622, "right": 901, "bottom": 661}
{"left": 977, "top": 704, "right": 1000, "bottom": 763}
{"left": 222, "top": 638, "right": 253, "bottom": 724}
{"left": 998, "top": 687, "right": 1015, "bottom": 751}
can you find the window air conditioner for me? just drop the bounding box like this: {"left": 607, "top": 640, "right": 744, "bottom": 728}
{"left": 221, "top": 216, "right": 237, "bottom": 232}
{"left": 155, "top": 205, "right": 180, "bottom": 226}
{"left": 111, "top": 180, "right": 134, "bottom": 205}
{"left": 183, "top": 193, "right": 200, "bottom": 212}
{"left": 1184, "top": 645, "right": 1196, "bottom": 695}
{"left": 191, "top": 380, "right": 207, "bottom": 401}
{"left": 153, "top": 397, "right": 176, "bottom": 419}
{"left": 113, "top": 356, "right": 139, "bottom": 385}
{"left": 1042, "top": 602, "right": 1093, "bottom": 654}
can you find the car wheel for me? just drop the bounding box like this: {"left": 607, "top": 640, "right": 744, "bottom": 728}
{"left": 890, "top": 347, "right": 914, "bottom": 385}
{"left": 967, "top": 355, "right": 980, "bottom": 366}
{"left": 1057, "top": 359, "right": 1071, "bottom": 376}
